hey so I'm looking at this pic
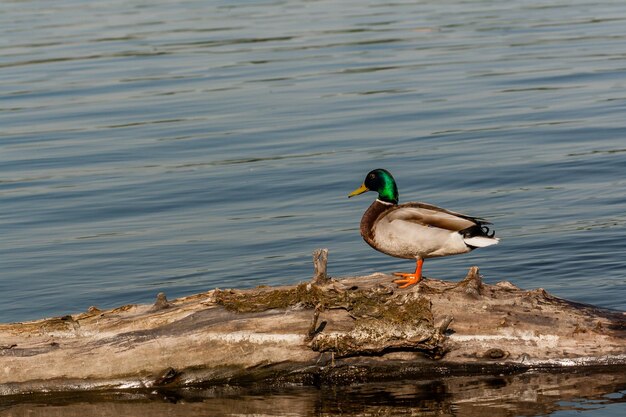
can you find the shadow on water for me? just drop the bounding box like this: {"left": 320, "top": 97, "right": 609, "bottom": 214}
{"left": 1, "top": 369, "right": 625, "bottom": 416}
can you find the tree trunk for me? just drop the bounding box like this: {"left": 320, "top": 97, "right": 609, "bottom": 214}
{"left": 1, "top": 251, "right": 624, "bottom": 395}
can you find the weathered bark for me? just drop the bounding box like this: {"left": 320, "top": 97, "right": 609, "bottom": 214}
{"left": 0, "top": 252, "right": 624, "bottom": 395}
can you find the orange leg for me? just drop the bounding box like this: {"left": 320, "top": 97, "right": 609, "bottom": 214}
{"left": 393, "top": 258, "right": 424, "bottom": 289}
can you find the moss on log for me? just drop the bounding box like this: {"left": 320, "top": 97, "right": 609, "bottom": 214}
{"left": 0, "top": 251, "right": 624, "bottom": 395}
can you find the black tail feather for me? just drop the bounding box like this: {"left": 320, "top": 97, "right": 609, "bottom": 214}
{"left": 460, "top": 222, "right": 496, "bottom": 239}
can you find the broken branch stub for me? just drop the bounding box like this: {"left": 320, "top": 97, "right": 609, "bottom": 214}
{"left": 312, "top": 248, "right": 330, "bottom": 285}
{"left": 453, "top": 266, "right": 483, "bottom": 298}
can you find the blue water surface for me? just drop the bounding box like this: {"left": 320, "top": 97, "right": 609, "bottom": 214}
{"left": 1, "top": 0, "right": 625, "bottom": 415}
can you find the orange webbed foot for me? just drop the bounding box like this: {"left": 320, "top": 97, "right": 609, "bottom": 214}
{"left": 393, "top": 272, "right": 422, "bottom": 289}
{"left": 392, "top": 258, "right": 424, "bottom": 289}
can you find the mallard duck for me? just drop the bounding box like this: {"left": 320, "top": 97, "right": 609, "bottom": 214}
{"left": 348, "top": 169, "right": 499, "bottom": 288}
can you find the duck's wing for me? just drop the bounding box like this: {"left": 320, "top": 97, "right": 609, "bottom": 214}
{"left": 384, "top": 202, "right": 484, "bottom": 232}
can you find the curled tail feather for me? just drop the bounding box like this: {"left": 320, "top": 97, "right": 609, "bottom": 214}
{"left": 460, "top": 222, "right": 500, "bottom": 249}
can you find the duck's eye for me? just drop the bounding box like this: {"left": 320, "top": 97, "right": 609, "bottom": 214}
{"left": 368, "top": 173, "right": 375, "bottom": 180}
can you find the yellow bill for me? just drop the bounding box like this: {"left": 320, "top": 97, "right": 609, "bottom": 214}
{"left": 348, "top": 183, "right": 369, "bottom": 198}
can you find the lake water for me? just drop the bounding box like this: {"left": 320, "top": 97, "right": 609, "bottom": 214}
{"left": 1, "top": 0, "right": 625, "bottom": 415}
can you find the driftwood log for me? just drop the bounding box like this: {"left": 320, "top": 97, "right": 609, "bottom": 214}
{"left": 0, "top": 250, "right": 624, "bottom": 395}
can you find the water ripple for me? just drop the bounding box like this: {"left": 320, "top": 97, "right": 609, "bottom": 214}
{"left": 1, "top": 0, "right": 625, "bottom": 331}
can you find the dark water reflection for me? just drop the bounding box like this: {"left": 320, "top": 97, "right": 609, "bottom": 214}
{"left": 1, "top": 370, "right": 625, "bottom": 417}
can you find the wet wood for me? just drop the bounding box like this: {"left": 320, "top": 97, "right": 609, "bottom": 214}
{"left": 0, "top": 250, "right": 624, "bottom": 395}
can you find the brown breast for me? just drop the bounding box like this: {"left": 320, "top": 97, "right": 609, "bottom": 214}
{"left": 360, "top": 200, "right": 393, "bottom": 247}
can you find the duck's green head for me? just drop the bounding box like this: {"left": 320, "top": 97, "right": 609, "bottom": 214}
{"left": 348, "top": 168, "right": 399, "bottom": 204}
